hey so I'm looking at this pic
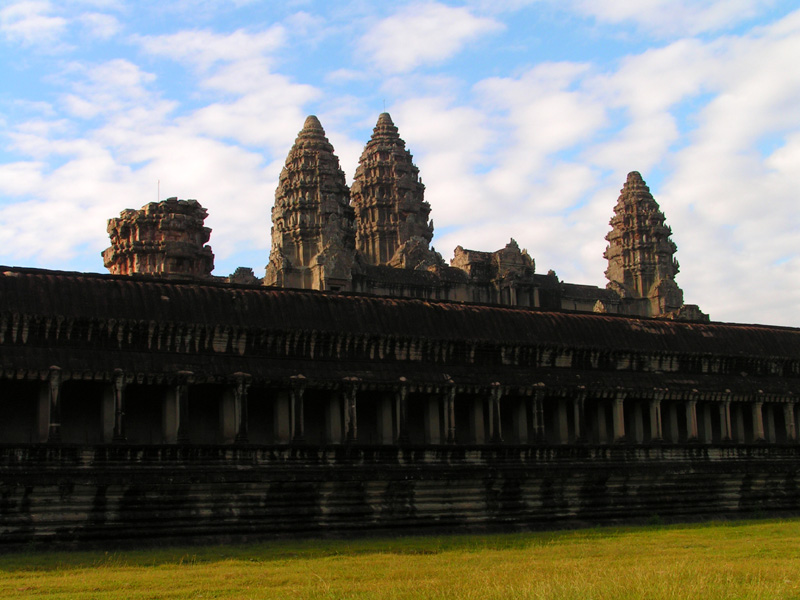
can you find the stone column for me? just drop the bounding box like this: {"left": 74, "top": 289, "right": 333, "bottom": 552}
{"left": 233, "top": 372, "right": 251, "bottom": 443}
{"left": 733, "top": 403, "right": 745, "bottom": 443}
{"left": 784, "top": 402, "right": 797, "bottom": 442}
{"left": 765, "top": 404, "right": 777, "bottom": 443}
{"left": 46, "top": 366, "right": 62, "bottom": 443}
{"left": 572, "top": 391, "right": 586, "bottom": 442}
{"left": 531, "top": 389, "right": 545, "bottom": 442}
{"left": 649, "top": 396, "right": 663, "bottom": 442}
{"left": 471, "top": 395, "right": 486, "bottom": 444}
{"left": 112, "top": 369, "right": 126, "bottom": 442}
{"left": 343, "top": 380, "right": 358, "bottom": 443}
{"left": 175, "top": 371, "right": 193, "bottom": 444}
{"left": 612, "top": 393, "right": 626, "bottom": 443}
{"left": 489, "top": 383, "right": 503, "bottom": 443}
{"left": 394, "top": 384, "right": 409, "bottom": 444}
{"left": 685, "top": 399, "right": 698, "bottom": 441}
{"left": 444, "top": 386, "right": 456, "bottom": 444}
{"left": 752, "top": 400, "right": 765, "bottom": 442}
{"left": 701, "top": 403, "right": 712, "bottom": 443}
{"left": 290, "top": 376, "right": 306, "bottom": 443}
{"left": 719, "top": 399, "right": 732, "bottom": 442}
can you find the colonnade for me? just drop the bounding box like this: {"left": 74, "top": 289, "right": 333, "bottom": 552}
{"left": 1, "top": 368, "right": 797, "bottom": 446}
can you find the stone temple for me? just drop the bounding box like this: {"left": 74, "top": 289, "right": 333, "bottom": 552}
{"left": 0, "top": 113, "right": 798, "bottom": 547}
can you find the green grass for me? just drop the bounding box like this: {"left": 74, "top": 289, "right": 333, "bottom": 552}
{"left": 1, "top": 519, "right": 800, "bottom": 599}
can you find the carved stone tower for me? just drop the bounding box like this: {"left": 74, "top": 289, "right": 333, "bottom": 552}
{"left": 102, "top": 197, "right": 214, "bottom": 278}
{"left": 351, "top": 113, "right": 436, "bottom": 267}
{"left": 265, "top": 116, "right": 355, "bottom": 291}
{"left": 604, "top": 172, "right": 685, "bottom": 318}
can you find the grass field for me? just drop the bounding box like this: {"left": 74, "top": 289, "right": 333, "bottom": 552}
{"left": 1, "top": 519, "right": 799, "bottom": 599}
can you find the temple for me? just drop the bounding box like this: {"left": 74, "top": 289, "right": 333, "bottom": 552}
{"left": 0, "top": 114, "right": 797, "bottom": 547}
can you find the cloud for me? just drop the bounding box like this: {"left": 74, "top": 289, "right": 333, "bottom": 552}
{"left": 78, "top": 11, "right": 120, "bottom": 40}
{"left": 551, "top": 0, "right": 778, "bottom": 37}
{"left": 136, "top": 27, "right": 286, "bottom": 72}
{"left": 0, "top": 1, "right": 67, "bottom": 46}
{"left": 359, "top": 2, "right": 503, "bottom": 73}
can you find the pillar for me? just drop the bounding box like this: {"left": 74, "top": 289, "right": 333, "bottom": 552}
{"left": 425, "top": 393, "right": 441, "bottom": 444}
{"left": 343, "top": 381, "right": 358, "bottom": 443}
{"left": 733, "top": 403, "right": 745, "bottom": 442}
{"left": 112, "top": 369, "right": 126, "bottom": 442}
{"left": 531, "top": 389, "right": 544, "bottom": 442}
{"left": 513, "top": 396, "right": 528, "bottom": 443}
{"left": 374, "top": 393, "right": 393, "bottom": 445}
{"left": 752, "top": 400, "right": 765, "bottom": 442}
{"left": 701, "top": 403, "right": 712, "bottom": 443}
{"left": 175, "top": 371, "right": 192, "bottom": 444}
{"left": 572, "top": 391, "right": 586, "bottom": 442}
{"left": 719, "top": 399, "right": 732, "bottom": 442}
{"left": 470, "top": 395, "right": 486, "bottom": 444}
{"left": 489, "top": 384, "right": 503, "bottom": 443}
{"left": 46, "top": 366, "right": 62, "bottom": 443}
{"left": 784, "top": 402, "right": 797, "bottom": 442}
{"left": 394, "top": 385, "right": 409, "bottom": 444}
{"left": 444, "top": 386, "right": 456, "bottom": 444}
{"left": 612, "top": 393, "right": 626, "bottom": 442}
{"left": 273, "top": 390, "right": 291, "bottom": 443}
{"left": 233, "top": 372, "right": 251, "bottom": 443}
{"left": 685, "top": 399, "right": 698, "bottom": 441}
{"left": 764, "top": 403, "right": 776, "bottom": 443}
{"left": 649, "top": 397, "right": 663, "bottom": 442}
{"left": 290, "top": 376, "right": 306, "bottom": 443}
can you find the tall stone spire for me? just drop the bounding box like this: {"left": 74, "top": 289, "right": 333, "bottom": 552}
{"left": 351, "top": 113, "right": 438, "bottom": 268}
{"left": 604, "top": 171, "right": 696, "bottom": 318}
{"left": 265, "top": 116, "right": 355, "bottom": 291}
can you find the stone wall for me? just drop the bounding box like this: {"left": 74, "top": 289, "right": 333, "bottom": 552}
{"left": 0, "top": 444, "right": 798, "bottom": 547}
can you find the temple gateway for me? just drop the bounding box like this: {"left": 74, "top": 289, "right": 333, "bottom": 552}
{"left": 0, "top": 114, "right": 798, "bottom": 546}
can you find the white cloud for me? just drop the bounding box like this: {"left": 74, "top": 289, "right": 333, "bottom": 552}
{"left": 564, "top": 0, "right": 777, "bottom": 37}
{"left": 136, "top": 27, "right": 286, "bottom": 72}
{"left": 359, "top": 2, "right": 503, "bottom": 73}
{"left": 78, "top": 12, "right": 120, "bottom": 39}
{"left": 0, "top": 0, "right": 67, "bottom": 46}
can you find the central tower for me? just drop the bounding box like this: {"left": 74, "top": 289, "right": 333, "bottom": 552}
{"left": 351, "top": 113, "right": 434, "bottom": 267}
{"left": 265, "top": 116, "right": 355, "bottom": 291}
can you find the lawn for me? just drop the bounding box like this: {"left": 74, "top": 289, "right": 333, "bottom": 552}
{"left": 1, "top": 519, "right": 799, "bottom": 599}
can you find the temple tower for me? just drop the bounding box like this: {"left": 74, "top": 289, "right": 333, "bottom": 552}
{"left": 102, "top": 197, "right": 214, "bottom": 278}
{"left": 265, "top": 116, "right": 355, "bottom": 291}
{"left": 351, "top": 113, "right": 435, "bottom": 267}
{"left": 604, "top": 172, "right": 685, "bottom": 318}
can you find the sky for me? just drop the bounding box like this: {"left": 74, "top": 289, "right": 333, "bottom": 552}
{"left": 1, "top": 0, "right": 799, "bottom": 326}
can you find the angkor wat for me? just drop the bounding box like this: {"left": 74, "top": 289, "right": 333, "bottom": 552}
{"left": 0, "top": 114, "right": 797, "bottom": 546}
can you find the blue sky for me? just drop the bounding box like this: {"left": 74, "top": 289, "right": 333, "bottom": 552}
{"left": 1, "top": 0, "right": 800, "bottom": 325}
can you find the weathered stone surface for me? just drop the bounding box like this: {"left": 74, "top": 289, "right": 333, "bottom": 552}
{"left": 604, "top": 172, "right": 706, "bottom": 320}
{"left": 265, "top": 115, "right": 355, "bottom": 291}
{"left": 102, "top": 197, "right": 214, "bottom": 279}
{"left": 0, "top": 445, "right": 798, "bottom": 547}
{"left": 352, "top": 113, "right": 438, "bottom": 268}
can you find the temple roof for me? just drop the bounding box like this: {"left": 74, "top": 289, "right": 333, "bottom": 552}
{"left": 2, "top": 266, "right": 798, "bottom": 358}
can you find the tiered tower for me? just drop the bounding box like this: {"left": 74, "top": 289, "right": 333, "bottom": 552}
{"left": 604, "top": 172, "right": 685, "bottom": 318}
{"left": 351, "top": 113, "right": 437, "bottom": 268}
{"left": 265, "top": 116, "right": 355, "bottom": 291}
{"left": 102, "top": 197, "right": 214, "bottom": 278}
